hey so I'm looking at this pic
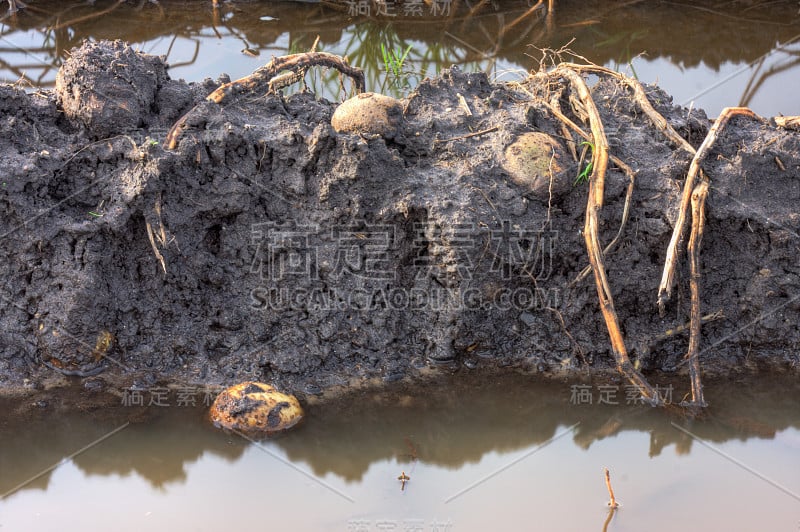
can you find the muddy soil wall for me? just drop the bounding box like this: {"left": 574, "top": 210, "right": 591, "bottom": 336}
{"left": 1, "top": 41, "right": 798, "bottom": 395}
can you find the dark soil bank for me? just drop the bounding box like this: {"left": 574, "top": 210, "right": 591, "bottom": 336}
{"left": 1, "top": 40, "right": 798, "bottom": 397}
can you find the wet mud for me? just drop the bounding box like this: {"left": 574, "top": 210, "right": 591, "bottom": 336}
{"left": 1, "top": 40, "right": 798, "bottom": 399}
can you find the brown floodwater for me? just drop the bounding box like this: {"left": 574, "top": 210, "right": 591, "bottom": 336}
{"left": 1, "top": 372, "right": 799, "bottom": 531}
{"left": 0, "top": 0, "right": 799, "bottom": 117}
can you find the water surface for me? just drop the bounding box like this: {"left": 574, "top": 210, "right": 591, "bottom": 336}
{"left": 1, "top": 373, "right": 799, "bottom": 530}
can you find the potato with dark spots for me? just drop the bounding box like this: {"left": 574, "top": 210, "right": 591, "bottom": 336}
{"left": 209, "top": 381, "right": 304, "bottom": 436}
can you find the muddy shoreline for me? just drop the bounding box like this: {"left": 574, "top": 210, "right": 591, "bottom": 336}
{"left": 1, "top": 40, "right": 798, "bottom": 402}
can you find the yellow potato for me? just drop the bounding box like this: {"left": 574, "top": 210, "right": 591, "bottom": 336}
{"left": 331, "top": 92, "right": 403, "bottom": 138}
{"left": 209, "top": 381, "right": 304, "bottom": 435}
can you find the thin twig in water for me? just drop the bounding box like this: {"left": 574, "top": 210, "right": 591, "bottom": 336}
{"left": 604, "top": 467, "right": 619, "bottom": 508}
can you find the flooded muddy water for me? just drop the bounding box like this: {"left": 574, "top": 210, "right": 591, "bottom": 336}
{"left": 1, "top": 373, "right": 799, "bottom": 531}
{"left": 1, "top": 0, "right": 799, "bottom": 117}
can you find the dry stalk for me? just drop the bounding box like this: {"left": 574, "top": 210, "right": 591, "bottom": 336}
{"left": 541, "top": 63, "right": 702, "bottom": 303}
{"left": 774, "top": 115, "right": 800, "bottom": 130}
{"left": 145, "top": 194, "right": 169, "bottom": 275}
{"left": 685, "top": 180, "right": 709, "bottom": 407}
{"left": 604, "top": 467, "right": 619, "bottom": 508}
{"left": 651, "top": 310, "right": 724, "bottom": 342}
{"left": 545, "top": 100, "right": 637, "bottom": 285}
{"left": 268, "top": 36, "right": 320, "bottom": 93}
{"left": 559, "top": 63, "right": 696, "bottom": 155}
{"left": 657, "top": 107, "right": 758, "bottom": 314}
{"left": 145, "top": 221, "right": 166, "bottom": 274}
{"left": 602, "top": 508, "right": 615, "bottom": 532}
{"left": 553, "top": 65, "right": 660, "bottom": 404}
{"left": 165, "top": 52, "right": 365, "bottom": 150}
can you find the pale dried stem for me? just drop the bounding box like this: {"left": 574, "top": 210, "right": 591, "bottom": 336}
{"left": 544, "top": 100, "right": 637, "bottom": 285}
{"left": 549, "top": 91, "right": 578, "bottom": 161}
{"left": 685, "top": 180, "right": 708, "bottom": 407}
{"left": 604, "top": 467, "right": 619, "bottom": 509}
{"left": 774, "top": 115, "right": 800, "bottom": 130}
{"left": 559, "top": 62, "right": 696, "bottom": 155}
{"left": 554, "top": 66, "right": 659, "bottom": 404}
{"left": 657, "top": 107, "right": 758, "bottom": 313}
{"left": 555, "top": 63, "right": 703, "bottom": 303}
{"left": 165, "top": 52, "right": 365, "bottom": 150}
{"left": 145, "top": 221, "right": 166, "bottom": 275}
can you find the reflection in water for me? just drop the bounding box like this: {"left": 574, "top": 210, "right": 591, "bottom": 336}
{"left": 288, "top": 372, "right": 800, "bottom": 482}
{"left": 1, "top": 373, "right": 799, "bottom": 530}
{"left": 0, "top": 399, "right": 245, "bottom": 494}
{"left": 0, "top": 0, "right": 799, "bottom": 116}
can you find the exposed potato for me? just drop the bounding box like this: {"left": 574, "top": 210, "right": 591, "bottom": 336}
{"left": 331, "top": 92, "right": 403, "bottom": 138}
{"left": 502, "top": 132, "right": 573, "bottom": 201}
{"left": 209, "top": 381, "right": 304, "bottom": 436}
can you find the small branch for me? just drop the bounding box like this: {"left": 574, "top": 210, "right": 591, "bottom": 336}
{"left": 604, "top": 468, "right": 619, "bottom": 508}
{"left": 542, "top": 99, "right": 638, "bottom": 283}
{"left": 207, "top": 52, "right": 365, "bottom": 105}
{"left": 602, "top": 507, "right": 615, "bottom": 532}
{"left": 165, "top": 52, "right": 365, "bottom": 150}
{"left": 145, "top": 221, "right": 166, "bottom": 275}
{"left": 651, "top": 310, "right": 724, "bottom": 342}
{"left": 435, "top": 126, "right": 498, "bottom": 144}
{"left": 570, "top": 152, "right": 636, "bottom": 286}
{"left": 553, "top": 67, "right": 607, "bottom": 206}
{"left": 774, "top": 115, "right": 800, "bottom": 130}
{"left": 550, "top": 90, "right": 578, "bottom": 161}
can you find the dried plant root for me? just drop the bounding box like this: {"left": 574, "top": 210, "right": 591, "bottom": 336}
{"left": 774, "top": 115, "right": 800, "bottom": 130}
{"left": 657, "top": 107, "right": 759, "bottom": 314}
{"left": 604, "top": 468, "right": 619, "bottom": 508}
{"left": 684, "top": 179, "right": 709, "bottom": 407}
{"left": 165, "top": 52, "right": 365, "bottom": 150}
{"left": 651, "top": 310, "right": 724, "bottom": 342}
{"left": 546, "top": 101, "right": 637, "bottom": 286}
{"left": 552, "top": 65, "right": 660, "bottom": 404}
{"left": 558, "top": 63, "right": 696, "bottom": 155}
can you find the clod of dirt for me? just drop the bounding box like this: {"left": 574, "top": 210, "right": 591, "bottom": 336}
{"left": 502, "top": 132, "right": 573, "bottom": 201}
{"left": 331, "top": 92, "right": 403, "bottom": 138}
{"left": 55, "top": 40, "right": 167, "bottom": 138}
{"left": 209, "top": 382, "right": 304, "bottom": 435}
